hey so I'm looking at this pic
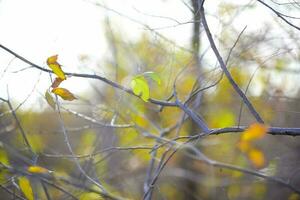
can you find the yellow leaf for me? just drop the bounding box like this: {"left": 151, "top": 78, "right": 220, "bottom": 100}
{"left": 248, "top": 148, "right": 265, "bottom": 168}
{"left": 131, "top": 76, "right": 150, "bottom": 102}
{"left": 46, "top": 55, "right": 66, "bottom": 80}
{"left": 51, "top": 88, "right": 77, "bottom": 101}
{"left": 28, "top": 165, "right": 49, "bottom": 174}
{"left": 80, "top": 192, "right": 103, "bottom": 200}
{"left": 51, "top": 77, "right": 64, "bottom": 88}
{"left": 241, "top": 123, "right": 268, "bottom": 142}
{"left": 45, "top": 91, "right": 56, "bottom": 110}
{"left": 46, "top": 55, "right": 58, "bottom": 65}
{"left": 19, "top": 176, "right": 34, "bottom": 200}
{"left": 0, "top": 149, "right": 9, "bottom": 166}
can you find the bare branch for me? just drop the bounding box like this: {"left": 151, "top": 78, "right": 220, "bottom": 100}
{"left": 200, "top": 7, "right": 264, "bottom": 123}
{"left": 0, "top": 44, "right": 176, "bottom": 108}
{"left": 257, "top": 0, "right": 300, "bottom": 31}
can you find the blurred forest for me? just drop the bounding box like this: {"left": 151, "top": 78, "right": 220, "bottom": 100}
{"left": 1, "top": 0, "right": 300, "bottom": 200}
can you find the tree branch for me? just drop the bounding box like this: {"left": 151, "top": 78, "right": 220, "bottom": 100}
{"left": 200, "top": 7, "right": 264, "bottom": 123}
{"left": 0, "top": 44, "right": 176, "bottom": 107}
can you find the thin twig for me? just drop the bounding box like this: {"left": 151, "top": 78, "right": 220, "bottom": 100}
{"left": 61, "top": 107, "right": 134, "bottom": 128}
{"left": 1, "top": 97, "right": 36, "bottom": 157}
{"left": 0, "top": 44, "right": 176, "bottom": 108}
{"left": 54, "top": 96, "right": 123, "bottom": 200}
{"left": 200, "top": 7, "right": 264, "bottom": 123}
{"left": 0, "top": 183, "right": 26, "bottom": 200}
{"left": 257, "top": 0, "right": 300, "bottom": 31}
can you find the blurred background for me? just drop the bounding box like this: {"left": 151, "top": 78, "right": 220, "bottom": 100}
{"left": 1, "top": 0, "right": 300, "bottom": 199}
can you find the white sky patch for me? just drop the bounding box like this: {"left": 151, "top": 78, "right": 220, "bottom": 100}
{"left": 0, "top": 0, "right": 298, "bottom": 109}
{"left": 0, "top": 0, "right": 193, "bottom": 109}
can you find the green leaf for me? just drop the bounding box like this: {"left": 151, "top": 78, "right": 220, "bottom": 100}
{"left": 143, "top": 71, "right": 161, "bottom": 85}
{"left": 131, "top": 76, "right": 150, "bottom": 102}
{"left": 45, "top": 91, "right": 56, "bottom": 110}
{"left": 19, "top": 176, "right": 34, "bottom": 200}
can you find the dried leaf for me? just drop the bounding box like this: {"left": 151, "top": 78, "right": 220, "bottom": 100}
{"left": 28, "top": 165, "right": 49, "bottom": 174}
{"left": 131, "top": 76, "right": 150, "bottom": 102}
{"left": 52, "top": 88, "right": 77, "bottom": 101}
{"left": 241, "top": 123, "right": 268, "bottom": 142}
{"left": 46, "top": 55, "right": 66, "bottom": 80}
{"left": 45, "top": 91, "right": 56, "bottom": 110}
{"left": 51, "top": 77, "right": 64, "bottom": 88}
{"left": 19, "top": 176, "right": 34, "bottom": 200}
{"left": 248, "top": 148, "right": 265, "bottom": 168}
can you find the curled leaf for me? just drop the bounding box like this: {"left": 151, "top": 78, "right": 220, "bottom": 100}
{"left": 241, "top": 123, "right": 268, "bottom": 142}
{"left": 45, "top": 91, "right": 56, "bottom": 110}
{"left": 19, "top": 176, "right": 34, "bottom": 200}
{"left": 143, "top": 71, "right": 161, "bottom": 85}
{"left": 47, "top": 55, "right": 59, "bottom": 65}
{"left": 52, "top": 88, "right": 77, "bottom": 101}
{"left": 131, "top": 76, "right": 149, "bottom": 102}
{"left": 28, "top": 165, "right": 49, "bottom": 174}
{"left": 46, "top": 55, "right": 66, "bottom": 80}
{"left": 51, "top": 77, "right": 64, "bottom": 88}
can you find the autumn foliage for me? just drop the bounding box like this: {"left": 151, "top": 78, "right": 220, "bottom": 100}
{"left": 0, "top": 1, "right": 300, "bottom": 200}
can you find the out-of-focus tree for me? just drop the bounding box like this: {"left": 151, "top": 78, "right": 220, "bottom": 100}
{"left": 1, "top": 0, "right": 300, "bottom": 200}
